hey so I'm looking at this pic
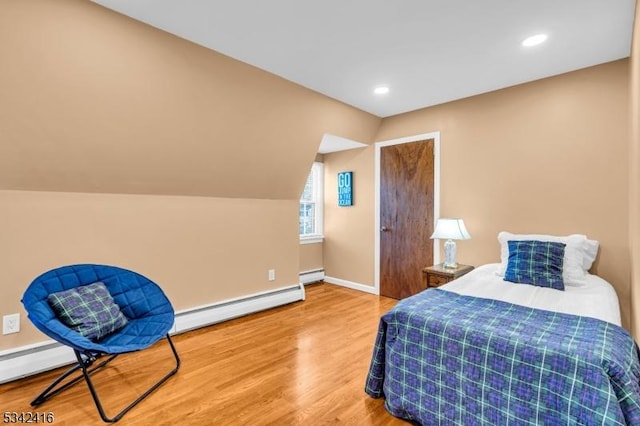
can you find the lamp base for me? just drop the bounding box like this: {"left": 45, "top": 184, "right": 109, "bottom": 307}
{"left": 442, "top": 239, "right": 458, "bottom": 269}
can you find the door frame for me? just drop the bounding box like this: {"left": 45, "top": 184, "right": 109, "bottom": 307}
{"left": 374, "top": 131, "right": 441, "bottom": 295}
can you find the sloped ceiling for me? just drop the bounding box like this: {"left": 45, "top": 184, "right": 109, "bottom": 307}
{"left": 0, "top": 1, "right": 380, "bottom": 199}
{"left": 90, "top": 0, "right": 637, "bottom": 117}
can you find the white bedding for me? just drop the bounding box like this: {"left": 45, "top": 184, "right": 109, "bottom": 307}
{"left": 440, "top": 263, "right": 622, "bottom": 326}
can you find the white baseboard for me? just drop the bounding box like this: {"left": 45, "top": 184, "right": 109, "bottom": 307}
{"left": 171, "top": 284, "right": 304, "bottom": 333}
{"left": 0, "top": 342, "right": 77, "bottom": 385}
{"left": 299, "top": 269, "right": 324, "bottom": 285}
{"left": 0, "top": 283, "right": 305, "bottom": 384}
{"left": 323, "top": 276, "right": 378, "bottom": 295}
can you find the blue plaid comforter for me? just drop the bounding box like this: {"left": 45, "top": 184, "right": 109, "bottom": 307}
{"left": 365, "top": 289, "right": 640, "bottom": 425}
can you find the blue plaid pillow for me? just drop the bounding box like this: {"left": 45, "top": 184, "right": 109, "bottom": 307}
{"left": 504, "top": 240, "right": 566, "bottom": 290}
{"left": 47, "top": 282, "right": 128, "bottom": 341}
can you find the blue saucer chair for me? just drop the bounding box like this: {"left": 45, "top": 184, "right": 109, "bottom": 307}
{"left": 22, "top": 264, "right": 180, "bottom": 423}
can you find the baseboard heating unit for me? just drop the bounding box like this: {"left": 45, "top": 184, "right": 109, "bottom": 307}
{"left": 0, "top": 283, "right": 305, "bottom": 384}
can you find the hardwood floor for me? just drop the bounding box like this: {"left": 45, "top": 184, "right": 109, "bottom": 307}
{"left": 1, "top": 283, "right": 409, "bottom": 425}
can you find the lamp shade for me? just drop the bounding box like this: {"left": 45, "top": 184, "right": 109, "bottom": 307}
{"left": 430, "top": 218, "right": 471, "bottom": 240}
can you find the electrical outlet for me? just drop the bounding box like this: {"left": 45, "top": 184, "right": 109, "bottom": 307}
{"left": 3, "top": 313, "right": 20, "bottom": 335}
{"left": 268, "top": 269, "right": 276, "bottom": 281}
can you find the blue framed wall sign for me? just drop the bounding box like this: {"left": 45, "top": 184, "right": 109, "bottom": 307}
{"left": 337, "top": 171, "right": 353, "bottom": 206}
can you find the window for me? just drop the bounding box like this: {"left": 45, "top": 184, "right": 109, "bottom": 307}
{"left": 300, "top": 162, "right": 324, "bottom": 243}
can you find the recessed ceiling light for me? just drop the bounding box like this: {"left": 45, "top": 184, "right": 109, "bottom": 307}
{"left": 522, "top": 34, "right": 548, "bottom": 47}
{"left": 374, "top": 86, "right": 390, "bottom": 95}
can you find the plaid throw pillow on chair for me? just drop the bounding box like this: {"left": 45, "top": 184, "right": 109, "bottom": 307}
{"left": 47, "top": 281, "right": 128, "bottom": 341}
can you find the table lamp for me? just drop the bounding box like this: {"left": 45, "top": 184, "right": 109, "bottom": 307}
{"left": 430, "top": 218, "right": 471, "bottom": 269}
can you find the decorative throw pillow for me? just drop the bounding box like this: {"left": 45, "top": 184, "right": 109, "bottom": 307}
{"left": 504, "top": 240, "right": 566, "bottom": 290}
{"left": 47, "top": 282, "right": 128, "bottom": 341}
{"left": 497, "top": 232, "right": 588, "bottom": 286}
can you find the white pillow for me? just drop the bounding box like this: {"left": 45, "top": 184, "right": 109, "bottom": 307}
{"left": 582, "top": 239, "right": 599, "bottom": 271}
{"left": 497, "top": 232, "right": 588, "bottom": 286}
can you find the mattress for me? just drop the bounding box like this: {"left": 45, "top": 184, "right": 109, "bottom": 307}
{"left": 439, "top": 263, "right": 621, "bottom": 326}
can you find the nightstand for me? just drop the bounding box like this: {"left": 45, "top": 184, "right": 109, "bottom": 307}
{"left": 423, "top": 263, "right": 474, "bottom": 289}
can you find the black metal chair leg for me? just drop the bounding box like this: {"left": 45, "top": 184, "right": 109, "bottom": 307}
{"left": 31, "top": 353, "right": 118, "bottom": 406}
{"left": 78, "top": 334, "right": 181, "bottom": 423}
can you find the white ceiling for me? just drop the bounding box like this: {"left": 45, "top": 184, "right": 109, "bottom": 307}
{"left": 91, "top": 0, "right": 636, "bottom": 118}
{"left": 319, "top": 134, "right": 368, "bottom": 154}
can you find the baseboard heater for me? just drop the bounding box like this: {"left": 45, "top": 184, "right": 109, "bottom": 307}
{"left": 299, "top": 269, "right": 324, "bottom": 285}
{"left": 0, "top": 283, "right": 305, "bottom": 384}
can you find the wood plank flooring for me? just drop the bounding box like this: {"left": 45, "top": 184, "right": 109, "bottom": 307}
{"left": 1, "top": 283, "right": 409, "bottom": 425}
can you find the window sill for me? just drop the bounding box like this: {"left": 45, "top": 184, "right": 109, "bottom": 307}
{"left": 300, "top": 235, "right": 324, "bottom": 244}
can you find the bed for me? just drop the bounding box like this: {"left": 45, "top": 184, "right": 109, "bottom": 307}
{"left": 365, "top": 233, "right": 640, "bottom": 425}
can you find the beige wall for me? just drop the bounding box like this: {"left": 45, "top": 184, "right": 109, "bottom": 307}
{"left": 0, "top": 1, "right": 381, "bottom": 351}
{"left": 299, "top": 243, "right": 324, "bottom": 273}
{"left": 0, "top": 191, "right": 300, "bottom": 349}
{"left": 326, "top": 60, "right": 631, "bottom": 328}
{"left": 0, "top": 0, "right": 380, "bottom": 199}
{"left": 324, "top": 147, "right": 376, "bottom": 285}
{"left": 630, "top": 1, "right": 640, "bottom": 338}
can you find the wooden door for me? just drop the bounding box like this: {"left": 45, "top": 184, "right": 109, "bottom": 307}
{"left": 380, "top": 139, "right": 434, "bottom": 299}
